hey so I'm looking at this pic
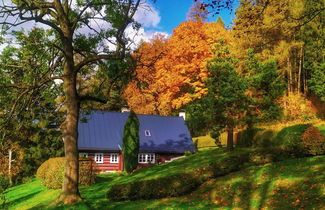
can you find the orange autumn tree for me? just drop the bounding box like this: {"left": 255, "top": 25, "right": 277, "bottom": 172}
{"left": 124, "top": 21, "right": 231, "bottom": 115}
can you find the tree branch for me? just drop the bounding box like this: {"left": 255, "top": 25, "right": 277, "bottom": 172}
{"left": 74, "top": 54, "right": 121, "bottom": 72}
{"left": 79, "top": 95, "right": 107, "bottom": 104}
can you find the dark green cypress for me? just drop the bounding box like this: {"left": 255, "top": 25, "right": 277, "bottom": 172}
{"left": 122, "top": 111, "right": 140, "bottom": 173}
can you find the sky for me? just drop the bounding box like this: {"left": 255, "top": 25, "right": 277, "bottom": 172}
{"left": 0, "top": 0, "right": 239, "bottom": 51}
{"left": 141, "top": 0, "right": 238, "bottom": 35}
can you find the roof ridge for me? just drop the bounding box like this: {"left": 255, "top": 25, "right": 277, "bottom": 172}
{"left": 82, "top": 110, "right": 182, "bottom": 119}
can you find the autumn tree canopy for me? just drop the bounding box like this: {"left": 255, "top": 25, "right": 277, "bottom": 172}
{"left": 124, "top": 20, "right": 231, "bottom": 115}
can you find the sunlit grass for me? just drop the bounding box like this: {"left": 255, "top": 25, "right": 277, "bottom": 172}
{"left": 193, "top": 132, "right": 228, "bottom": 150}
{"left": 5, "top": 154, "right": 324, "bottom": 209}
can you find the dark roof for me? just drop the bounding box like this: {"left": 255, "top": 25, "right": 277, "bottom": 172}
{"left": 78, "top": 111, "right": 194, "bottom": 153}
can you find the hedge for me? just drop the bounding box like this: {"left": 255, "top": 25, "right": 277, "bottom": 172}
{"left": 237, "top": 124, "right": 325, "bottom": 156}
{"left": 107, "top": 148, "right": 292, "bottom": 201}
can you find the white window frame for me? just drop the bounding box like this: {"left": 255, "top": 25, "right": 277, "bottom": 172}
{"left": 110, "top": 153, "right": 119, "bottom": 163}
{"left": 144, "top": 130, "right": 151, "bottom": 136}
{"left": 95, "top": 153, "right": 104, "bottom": 163}
{"left": 79, "top": 153, "right": 88, "bottom": 158}
{"left": 138, "top": 153, "right": 155, "bottom": 163}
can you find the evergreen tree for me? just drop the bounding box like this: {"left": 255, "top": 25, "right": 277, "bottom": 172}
{"left": 122, "top": 111, "right": 140, "bottom": 173}
{"left": 205, "top": 45, "right": 248, "bottom": 149}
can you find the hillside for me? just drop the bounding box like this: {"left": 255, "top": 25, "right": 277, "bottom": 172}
{"left": 4, "top": 152, "right": 325, "bottom": 209}
{"left": 194, "top": 122, "right": 325, "bottom": 150}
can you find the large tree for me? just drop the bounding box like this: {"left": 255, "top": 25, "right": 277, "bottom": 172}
{"left": 0, "top": 0, "right": 142, "bottom": 204}
{"left": 124, "top": 20, "right": 231, "bottom": 115}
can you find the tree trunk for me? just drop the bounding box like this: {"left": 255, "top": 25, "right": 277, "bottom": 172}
{"left": 8, "top": 149, "right": 12, "bottom": 185}
{"left": 227, "top": 127, "right": 234, "bottom": 150}
{"left": 56, "top": 77, "right": 81, "bottom": 204}
{"left": 298, "top": 46, "right": 303, "bottom": 93}
{"left": 54, "top": 35, "right": 82, "bottom": 204}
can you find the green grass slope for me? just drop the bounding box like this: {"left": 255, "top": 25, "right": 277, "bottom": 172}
{"left": 4, "top": 155, "right": 325, "bottom": 209}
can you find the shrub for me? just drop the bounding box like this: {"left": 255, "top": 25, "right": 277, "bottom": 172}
{"left": 36, "top": 157, "right": 98, "bottom": 189}
{"left": 253, "top": 130, "right": 275, "bottom": 148}
{"left": 185, "top": 151, "right": 194, "bottom": 156}
{"left": 301, "top": 126, "right": 325, "bottom": 155}
{"left": 237, "top": 128, "right": 264, "bottom": 147}
{"left": 274, "top": 124, "right": 311, "bottom": 156}
{"left": 0, "top": 176, "right": 9, "bottom": 209}
{"left": 0, "top": 176, "right": 9, "bottom": 193}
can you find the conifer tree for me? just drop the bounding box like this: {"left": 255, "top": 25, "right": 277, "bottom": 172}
{"left": 122, "top": 111, "right": 140, "bottom": 173}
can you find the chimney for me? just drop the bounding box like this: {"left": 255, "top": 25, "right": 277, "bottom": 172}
{"left": 121, "top": 105, "right": 130, "bottom": 113}
{"left": 179, "top": 110, "right": 186, "bottom": 120}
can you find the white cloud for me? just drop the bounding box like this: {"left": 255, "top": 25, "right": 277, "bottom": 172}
{"left": 134, "top": 2, "right": 161, "bottom": 28}
{"left": 0, "top": 0, "right": 168, "bottom": 53}
{"left": 125, "top": 26, "right": 169, "bottom": 50}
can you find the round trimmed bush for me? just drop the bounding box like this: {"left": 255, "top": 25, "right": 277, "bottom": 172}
{"left": 301, "top": 126, "right": 325, "bottom": 155}
{"left": 36, "top": 157, "right": 98, "bottom": 189}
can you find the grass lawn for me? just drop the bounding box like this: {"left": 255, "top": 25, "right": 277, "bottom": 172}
{"left": 4, "top": 152, "right": 325, "bottom": 209}
{"left": 193, "top": 132, "right": 228, "bottom": 150}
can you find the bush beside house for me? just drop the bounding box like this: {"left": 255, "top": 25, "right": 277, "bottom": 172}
{"left": 36, "top": 157, "right": 98, "bottom": 189}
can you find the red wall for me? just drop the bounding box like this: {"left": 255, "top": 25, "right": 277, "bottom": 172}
{"left": 84, "top": 152, "right": 184, "bottom": 172}
{"left": 87, "top": 153, "right": 122, "bottom": 172}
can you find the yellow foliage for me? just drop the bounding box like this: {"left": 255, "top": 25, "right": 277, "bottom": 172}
{"left": 124, "top": 21, "right": 231, "bottom": 115}
{"left": 0, "top": 142, "right": 24, "bottom": 179}
{"left": 279, "top": 93, "right": 316, "bottom": 120}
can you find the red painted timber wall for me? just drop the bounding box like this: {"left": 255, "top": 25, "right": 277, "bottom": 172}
{"left": 83, "top": 152, "right": 184, "bottom": 172}
{"left": 86, "top": 153, "right": 122, "bottom": 172}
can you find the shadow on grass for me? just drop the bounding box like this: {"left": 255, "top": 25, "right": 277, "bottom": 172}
{"left": 6, "top": 190, "right": 42, "bottom": 207}
{"left": 191, "top": 156, "right": 325, "bottom": 209}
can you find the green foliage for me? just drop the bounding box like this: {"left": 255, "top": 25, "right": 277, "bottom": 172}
{"left": 274, "top": 124, "right": 311, "bottom": 156}
{"left": 245, "top": 51, "right": 286, "bottom": 123}
{"left": 122, "top": 111, "right": 140, "bottom": 173}
{"left": 191, "top": 45, "right": 248, "bottom": 148}
{"left": 308, "top": 63, "right": 325, "bottom": 101}
{"left": 301, "top": 126, "right": 325, "bottom": 155}
{"left": 237, "top": 128, "right": 264, "bottom": 147}
{"left": 0, "top": 28, "right": 64, "bottom": 182}
{"left": 0, "top": 176, "right": 9, "bottom": 209}
{"left": 253, "top": 129, "right": 275, "bottom": 148}
{"left": 36, "top": 157, "right": 97, "bottom": 189}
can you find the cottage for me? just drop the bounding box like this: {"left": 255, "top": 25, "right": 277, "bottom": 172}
{"left": 78, "top": 110, "right": 194, "bottom": 172}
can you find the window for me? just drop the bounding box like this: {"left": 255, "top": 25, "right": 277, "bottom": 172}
{"left": 79, "top": 153, "right": 88, "bottom": 158}
{"left": 95, "top": 153, "right": 104, "bottom": 163}
{"left": 110, "top": 153, "right": 119, "bottom": 163}
{"left": 138, "top": 153, "right": 155, "bottom": 163}
{"left": 144, "top": 130, "right": 151, "bottom": 136}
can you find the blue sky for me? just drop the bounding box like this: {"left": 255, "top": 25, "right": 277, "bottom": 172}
{"left": 146, "top": 0, "right": 239, "bottom": 34}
